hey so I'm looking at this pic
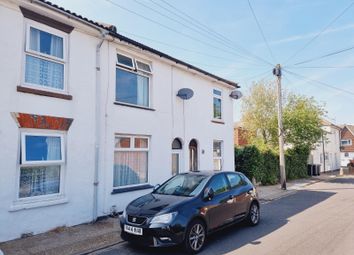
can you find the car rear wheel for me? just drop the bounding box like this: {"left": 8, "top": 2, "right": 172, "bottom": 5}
{"left": 184, "top": 219, "right": 206, "bottom": 254}
{"left": 247, "top": 202, "right": 260, "bottom": 226}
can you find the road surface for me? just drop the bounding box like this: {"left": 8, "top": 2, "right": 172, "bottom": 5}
{"left": 92, "top": 176, "right": 354, "bottom": 255}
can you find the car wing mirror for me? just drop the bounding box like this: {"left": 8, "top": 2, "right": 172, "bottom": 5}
{"left": 203, "top": 188, "right": 214, "bottom": 201}
{"left": 153, "top": 184, "right": 160, "bottom": 192}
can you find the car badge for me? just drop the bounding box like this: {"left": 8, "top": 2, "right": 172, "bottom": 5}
{"left": 132, "top": 217, "right": 137, "bottom": 222}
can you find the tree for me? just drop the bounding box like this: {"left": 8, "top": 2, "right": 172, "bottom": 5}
{"left": 241, "top": 80, "right": 278, "bottom": 150}
{"left": 283, "top": 94, "right": 325, "bottom": 149}
{"left": 241, "top": 81, "right": 325, "bottom": 151}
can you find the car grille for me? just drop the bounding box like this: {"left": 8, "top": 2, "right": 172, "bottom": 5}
{"left": 127, "top": 215, "right": 147, "bottom": 225}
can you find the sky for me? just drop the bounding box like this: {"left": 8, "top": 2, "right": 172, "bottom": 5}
{"left": 51, "top": 0, "right": 354, "bottom": 125}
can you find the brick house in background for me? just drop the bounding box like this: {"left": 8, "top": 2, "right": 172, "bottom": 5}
{"left": 234, "top": 122, "right": 249, "bottom": 147}
{"left": 340, "top": 125, "right": 354, "bottom": 166}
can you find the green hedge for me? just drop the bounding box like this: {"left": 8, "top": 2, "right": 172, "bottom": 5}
{"left": 235, "top": 145, "right": 310, "bottom": 185}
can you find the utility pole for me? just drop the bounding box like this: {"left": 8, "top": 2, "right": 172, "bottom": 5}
{"left": 273, "top": 64, "right": 286, "bottom": 190}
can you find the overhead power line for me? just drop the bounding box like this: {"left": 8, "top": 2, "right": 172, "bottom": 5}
{"left": 247, "top": 0, "right": 276, "bottom": 63}
{"left": 283, "top": 69, "right": 354, "bottom": 96}
{"left": 133, "top": 0, "right": 260, "bottom": 65}
{"left": 116, "top": 29, "right": 256, "bottom": 64}
{"left": 152, "top": 0, "right": 274, "bottom": 67}
{"left": 284, "top": 1, "right": 354, "bottom": 64}
{"left": 292, "top": 45, "right": 354, "bottom": 65}
{"left": 287, "top": 65, "right": 354, "bottom": 69}
{"left": 104, "top": 0, "right": 271, "bottom": 67}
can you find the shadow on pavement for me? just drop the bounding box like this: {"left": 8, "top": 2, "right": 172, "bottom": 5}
{"left": 112, "top": 189, "right": 335, "bottom": 255}
{"left": 326, "top": 177, "right": 354, "bottom": 185}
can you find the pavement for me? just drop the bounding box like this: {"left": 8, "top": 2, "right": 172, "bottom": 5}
{"left": 0, "top": 172, "right": 341, "bottom": 255}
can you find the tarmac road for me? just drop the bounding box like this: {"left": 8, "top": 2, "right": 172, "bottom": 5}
{"left": 92, "top": 176, "right": 354, "bottom": 255}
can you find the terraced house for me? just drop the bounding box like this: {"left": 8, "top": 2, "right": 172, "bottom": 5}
{"left": 0, "top": 0, "right": 239, "bottom": 242}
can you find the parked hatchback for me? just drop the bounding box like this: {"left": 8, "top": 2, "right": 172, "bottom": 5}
{"left": 120, "top": 171, "right": 260, "bottom": 254}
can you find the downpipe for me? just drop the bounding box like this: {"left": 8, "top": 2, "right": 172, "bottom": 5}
{"left": 93, "top": 31, "right": 108, "bottom": 222}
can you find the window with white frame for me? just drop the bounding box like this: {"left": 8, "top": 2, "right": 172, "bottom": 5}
{"left": 19, "top": 132, "right": 64, "bottom": 198}
{"left": 113, "top": 135, "right": 149, "bottom": 187}
{"left": 213, "top": 89, "right": 222, "bottom": 120}
{"left": 115, "top": 53, "right": 152, "bottom": 107}
{"left": 24, "top": 22, "right": 66, "bottom": 91}
{"left": 341, "top": 139, "right": 352, "bottom": 146}
{"left": 213, "top": 140, "right": 223, "bottom": 171}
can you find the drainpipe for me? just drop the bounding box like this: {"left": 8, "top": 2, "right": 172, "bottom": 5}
{"left": 93, "top": 31, "right": 107, "bottom": 221}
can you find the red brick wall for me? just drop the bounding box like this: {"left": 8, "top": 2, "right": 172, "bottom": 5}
{"left": 234, "top": 127, "right": 248, "bottom": 147}
{"left": 341, "top": 127, "right": 354, "bottom": 152}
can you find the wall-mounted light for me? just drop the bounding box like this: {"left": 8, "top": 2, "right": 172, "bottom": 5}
{"left": 230, "top": 90, "right": 243, "bottom": 100}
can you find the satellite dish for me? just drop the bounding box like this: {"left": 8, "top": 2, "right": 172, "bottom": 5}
{"left": 230, "top": 90, "right": 243, "bottom": 100}
{"left": 177, "top": 88, "right": 194, "bottom": 100}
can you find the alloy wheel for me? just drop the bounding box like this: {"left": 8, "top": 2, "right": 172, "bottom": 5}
{"left": 250, "top": 204, "right": 259, "bottom": 224}
{"left": 189, "top": 223, "right": 205, "bottom": 251}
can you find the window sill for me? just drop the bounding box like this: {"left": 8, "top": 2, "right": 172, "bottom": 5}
{"left": 111, "top": 184, "right": 154, "bottom": 194}
{"left": 114, "top": 102, "right": 155, "bottom": 111}
{"left": 211, "top": 119, "right": 225, "bottom": 125}
{"left": 17, "top": 86, "right": 73, "bottom": 100}
{"left": 9, "top": 196, "right": 68, "bottom": 212}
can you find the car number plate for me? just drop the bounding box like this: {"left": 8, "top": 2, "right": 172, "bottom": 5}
{"left": 124, "top": 224, "right": 143, "bottom": 236}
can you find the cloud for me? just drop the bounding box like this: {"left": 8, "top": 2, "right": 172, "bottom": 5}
{"left": 270, "top": 23, "right": 354, "bottom": 45}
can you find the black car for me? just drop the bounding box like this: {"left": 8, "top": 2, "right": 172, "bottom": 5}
{"left": 120, "top": 171, "right": 260, "bottom": 254}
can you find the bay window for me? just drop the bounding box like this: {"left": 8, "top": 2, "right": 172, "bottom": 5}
{"left": 113, "top": 135, "right": 149, "bottom": 187}
{"left": 24, "top": 23, "right": 66, "bottom": 91}
{"left": 19, "top": 133, "right": 64, "bottom": 198}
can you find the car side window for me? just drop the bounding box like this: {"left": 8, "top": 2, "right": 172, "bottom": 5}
{"left": 207, "top": 174, "right": 229, "bottom": 195}
{"left": 226, "top": 173, "right": 242, "bottom": 189}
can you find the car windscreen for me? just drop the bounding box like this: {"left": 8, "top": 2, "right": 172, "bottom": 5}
{"left": 154, "top": 174, "right": 209, "bottom": 197}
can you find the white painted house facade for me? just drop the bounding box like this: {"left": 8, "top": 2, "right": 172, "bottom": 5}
{"left": 309, "top": 120, "right": 341, "bottom": 172}
{"left": 0, "top": 0, "right": 238, "bottom": 242}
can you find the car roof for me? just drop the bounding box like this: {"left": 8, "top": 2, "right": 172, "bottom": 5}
{"left": 179, "top": 171, "right": 244, "bottom": 177}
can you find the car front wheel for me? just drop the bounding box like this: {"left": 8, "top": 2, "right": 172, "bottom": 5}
{"left": 184, "top": 219, "right": 206, "bottom": 254}
{"left": 247, "top": 202, "right": 260, "bottom": 226}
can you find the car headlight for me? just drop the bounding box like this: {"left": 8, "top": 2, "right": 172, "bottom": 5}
{"left": 150, "top": 212, "right": 177, "bottom": 224}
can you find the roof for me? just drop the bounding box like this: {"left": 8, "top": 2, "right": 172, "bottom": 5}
{"left": 321, "top": 119, "right": 341, "bottom": 130}
{"left": 34, "top": 0, "right": 239, "bottom": 88}
{"left": 344, "top": 125, "right": 354, "bottom": 136}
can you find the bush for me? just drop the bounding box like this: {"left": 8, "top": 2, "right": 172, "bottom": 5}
{"left": 235, "top": 146, "right": 263, "bottom": 183}
{"left": 285, "top": 146, "right": 310, "bottom": 180}
{"left": 235, "top": 145, "right": 310, "bottom": 185}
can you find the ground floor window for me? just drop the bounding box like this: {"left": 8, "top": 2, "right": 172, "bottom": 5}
{"left": 19, "top": 132, "right": 64, "bottom": 198}
{"left": 213, "top": 140, "right": 223, "bottom": 171}
{"left": 114, "top": 135, "right": 149, "bottom": 187}
{"left": 19, "top": 165, "right": 60, "bottom": 198}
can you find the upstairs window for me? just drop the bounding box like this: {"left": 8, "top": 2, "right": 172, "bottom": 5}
{"left": 116, "top": 53, "right": 151, "bottom": 107}
{"left": 136, "top": 60, "right": 152, "bottom": 74}
{"left": 24, "top": 23, "right": 66, "bottom": 91}
{"left": 213, "top": 89, "right": 222, "bottom": 120}
{"left": 117, "top": 53, "right": 134, "bottom": 69}
{"left": 341, "top": 139, "right": 352, "bottom": 146}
